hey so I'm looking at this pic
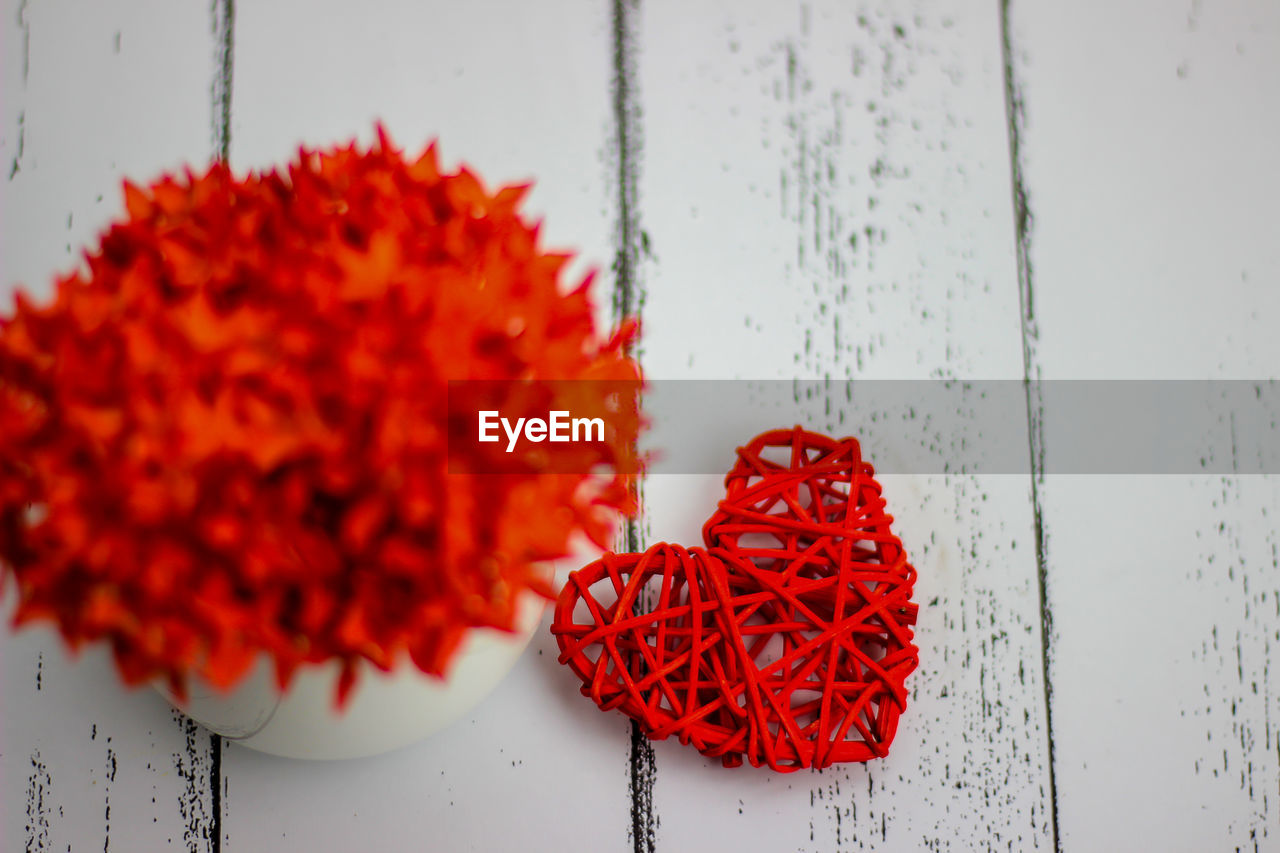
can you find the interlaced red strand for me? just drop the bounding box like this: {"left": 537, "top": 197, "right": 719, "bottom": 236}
{"left": 552, "top": 426, "right": 919, "bottom": 772}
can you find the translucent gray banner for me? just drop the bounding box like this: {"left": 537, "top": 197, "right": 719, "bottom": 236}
{"left": 635, "top": 380, "right": 1279, "bottom": 474}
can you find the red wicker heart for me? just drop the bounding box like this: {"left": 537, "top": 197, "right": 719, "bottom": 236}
{"left": 551, "top": 427, "right": 919, "bottom": 771}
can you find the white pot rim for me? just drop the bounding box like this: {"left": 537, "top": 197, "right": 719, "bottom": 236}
{"left": 159, "top": 589, "right": 548, "bottom": 760}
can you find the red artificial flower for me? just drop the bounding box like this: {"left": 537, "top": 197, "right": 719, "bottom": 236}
{"left": 0, "top": 127, "right": 641, "bottom": 704}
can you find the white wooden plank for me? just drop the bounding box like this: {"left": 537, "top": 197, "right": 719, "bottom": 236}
{"left": 1005, "top": 0, "right": 1280, "bottom": 848}
{"left": 636, "top": 1, "right": 1053, "bottom": 849}
{"left": 0, "top": 2, "right": 223, "bottom": 851}
{"left": 220, "top": 3, "right": 635, "bottom": 850}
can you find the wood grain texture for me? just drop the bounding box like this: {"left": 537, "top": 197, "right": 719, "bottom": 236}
{"left": 610, "top": 2, "right": 661, "bottom": 849}
{"left": 218, "top": 2, "right": 635, "bottom": 850}
{"left": 635, "top": 1, "right": 1053, "bottom": 849}
{"left": 0, "top": 3, "right": 224, "bottom": 851}
{"left": 1005, "top": 0, "right": 1280, "bottom": 848}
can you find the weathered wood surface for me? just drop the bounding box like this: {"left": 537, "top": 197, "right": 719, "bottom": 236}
{"left": 1, "top": 0, "right": 1276, "bottom": 851}
{"left": 637, "top": 2, "right": 1051, "bottom": 850}
{"left": 0, "top": 4, "right": 224, "bottom": 851}
{"left": 1005, "top": 0, "right": 1280, "bottom": 849}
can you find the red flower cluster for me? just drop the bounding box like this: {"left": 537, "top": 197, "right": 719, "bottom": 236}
{"left": 0, "top": 128, "right": 641, "bottom": 703}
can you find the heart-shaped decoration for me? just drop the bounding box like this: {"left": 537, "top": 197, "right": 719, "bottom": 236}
{"left": 552, "top": 427, "right": 919, "bottom": 771}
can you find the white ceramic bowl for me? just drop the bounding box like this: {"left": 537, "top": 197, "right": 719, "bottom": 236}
{"left": 157, "top": 590, "right": 546, "bottom": 760}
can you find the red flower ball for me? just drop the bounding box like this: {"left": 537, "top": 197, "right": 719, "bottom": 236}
{"left": 0, "top": 128, "right": 641, "bottom": 702}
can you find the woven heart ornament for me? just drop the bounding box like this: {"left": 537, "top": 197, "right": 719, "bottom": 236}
{"left": 552, "top": 427, "right": 919, "bottom": 771}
